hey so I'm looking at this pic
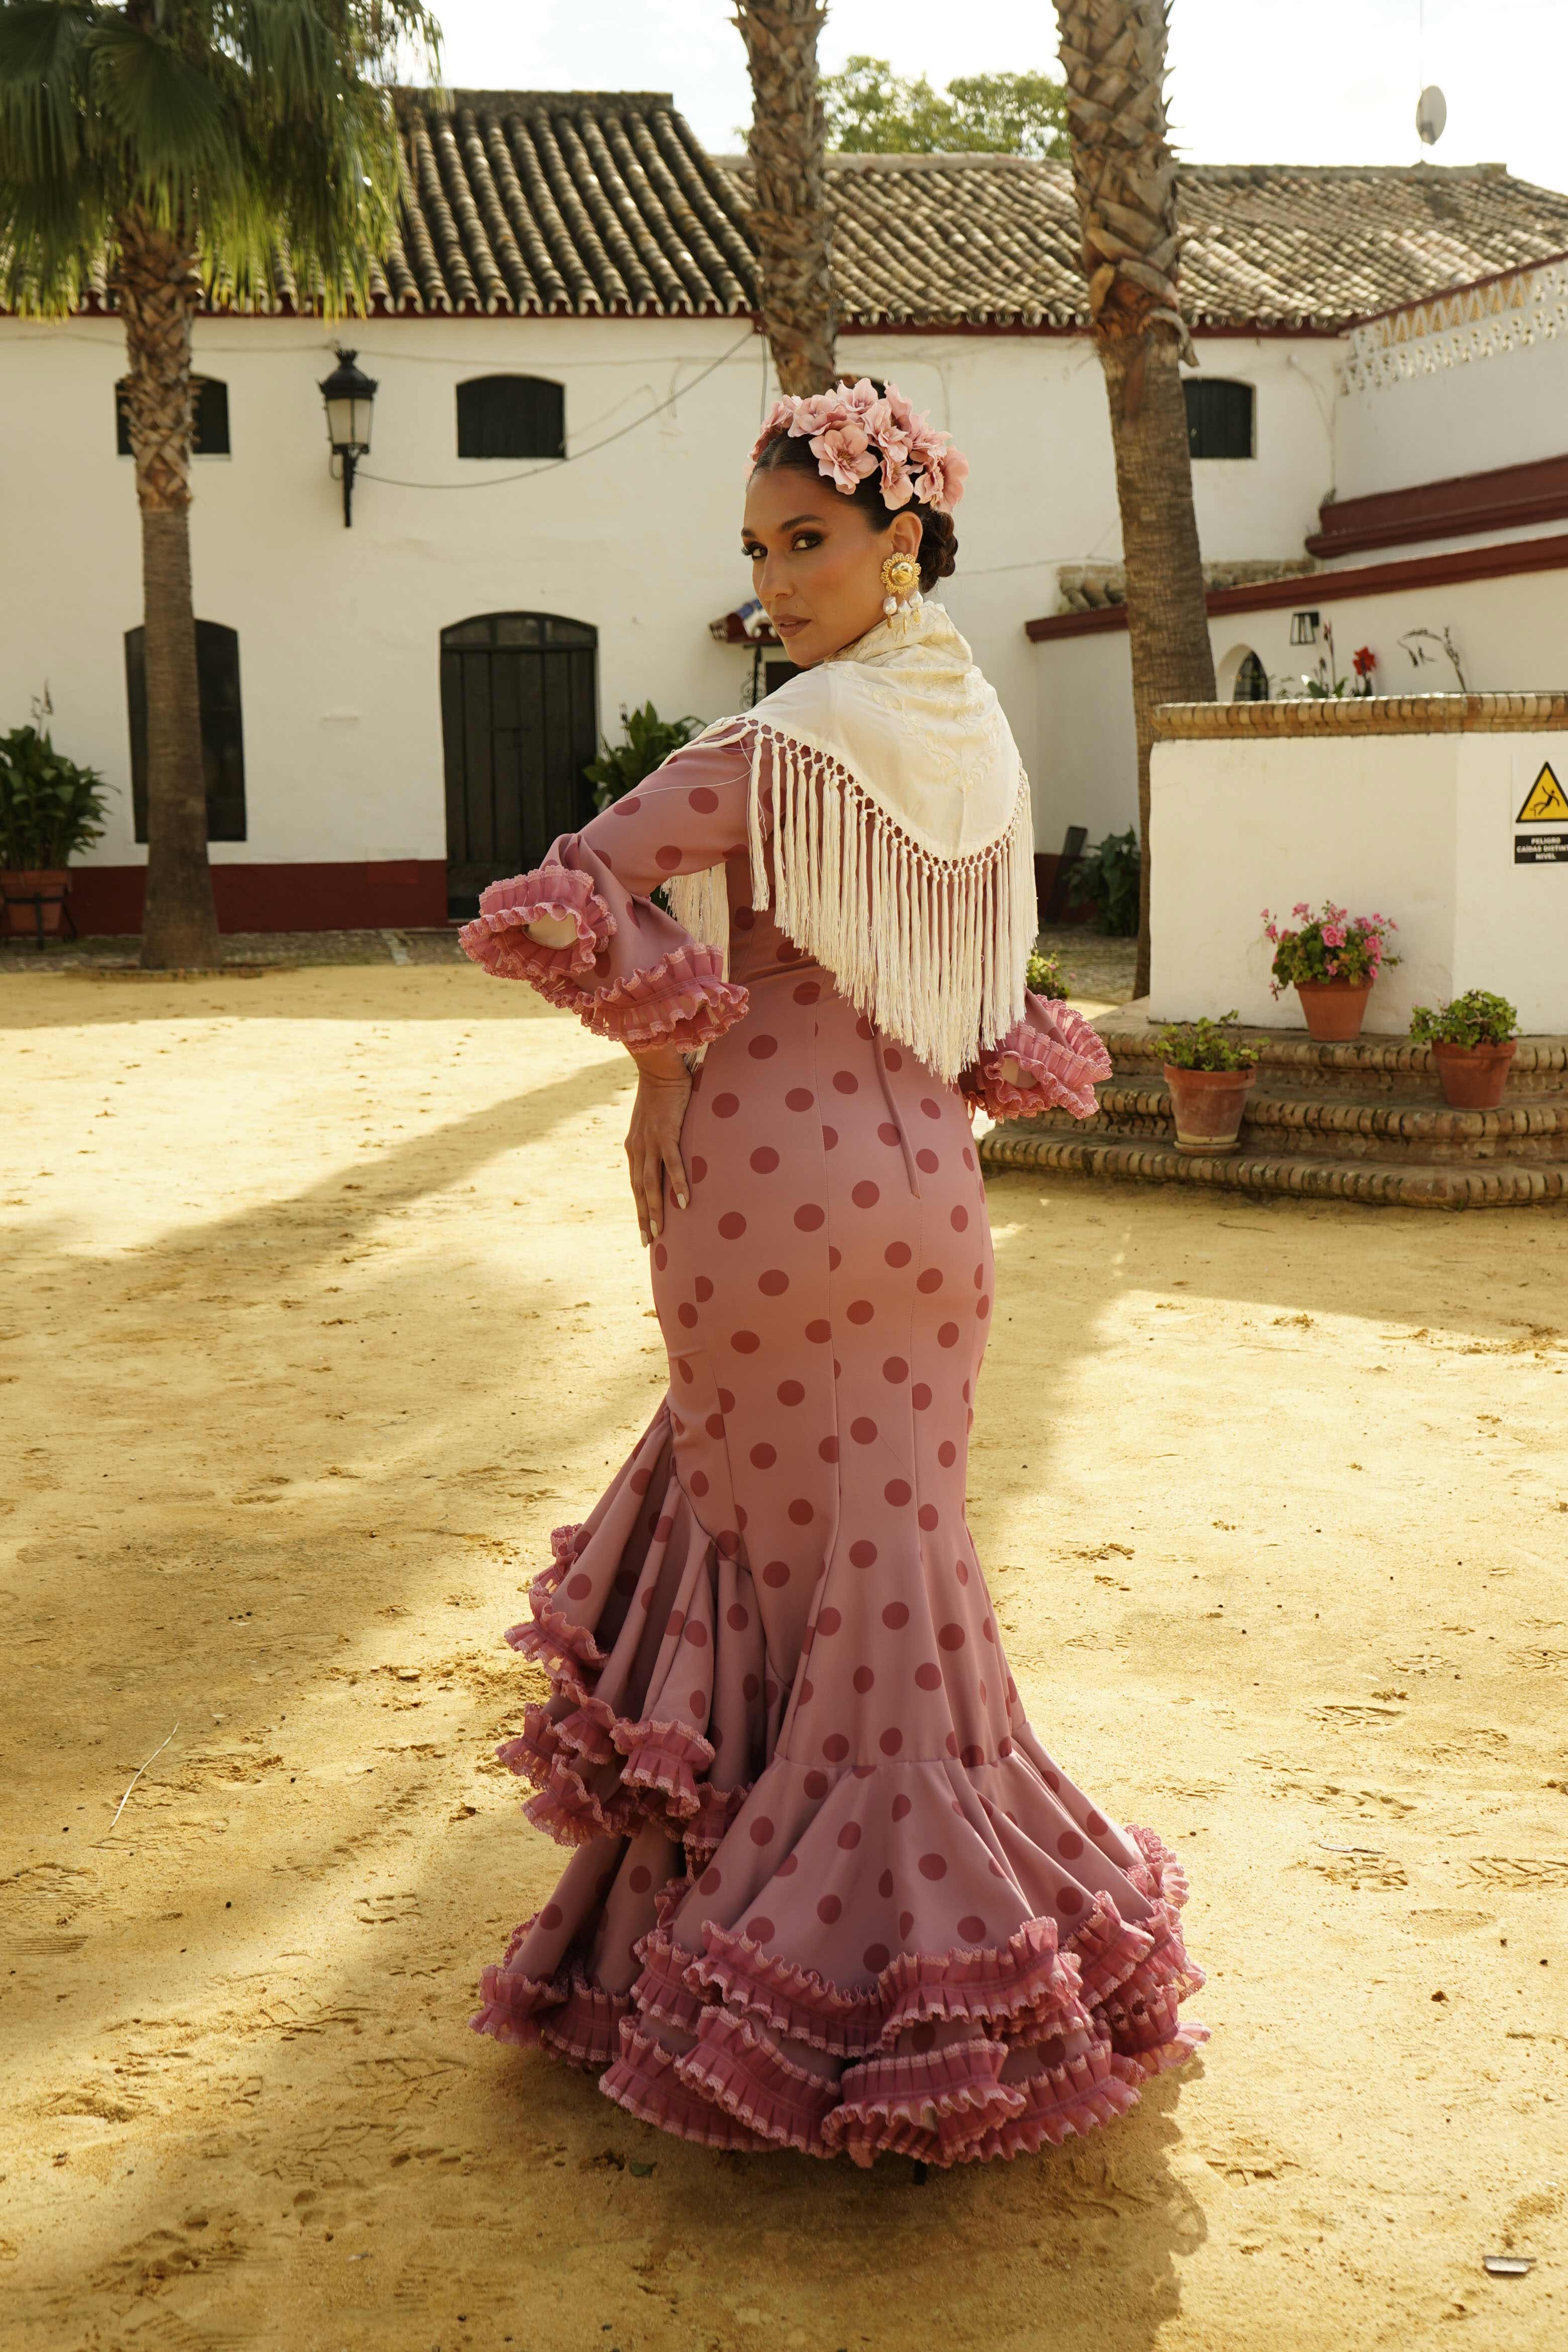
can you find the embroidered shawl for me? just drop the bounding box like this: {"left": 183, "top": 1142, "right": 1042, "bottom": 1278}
{"left": 666, "top": 602, "right": 1036, "bottom": 1084}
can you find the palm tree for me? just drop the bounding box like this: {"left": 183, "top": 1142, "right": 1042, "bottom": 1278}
{"left": 1053, "top": 0, "right": 1215, "bottom": 998}
{"left": 734, "top": 0, "right": 836, "bottom": 394}
{"left": 0, "top": 0, "right": 440, "bottom": 969}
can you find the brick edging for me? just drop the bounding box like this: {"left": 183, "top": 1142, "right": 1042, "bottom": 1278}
{"left": 978, "top": 1126, "right": 1568, "bottom": 1209}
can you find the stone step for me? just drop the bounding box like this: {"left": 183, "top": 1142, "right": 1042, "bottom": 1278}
{"left": 980, "top": 1126, "right": 1567, "bottom": 1209}
{"left": 1069, "top": 1081, "right": 1568, "bottom": 1165}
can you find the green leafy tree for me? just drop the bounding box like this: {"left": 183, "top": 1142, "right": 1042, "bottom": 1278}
{"left": 0, "top": 0, "right": 441, "bottom": 969}
{"left": 822, "top": 54, "right": 1067, "bottom": 157}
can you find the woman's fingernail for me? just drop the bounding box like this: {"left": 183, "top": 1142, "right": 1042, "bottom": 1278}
{"left": 650, "top": 1219, "right": 660, "bottom": 1238}
{"left": 676, "top": 1193, "right": 688, "bottom": 1209}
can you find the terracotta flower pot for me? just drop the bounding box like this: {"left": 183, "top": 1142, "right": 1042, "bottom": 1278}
{"left": 1163, "top": 1063, "right": 1257, "bottom": 1155}
{"left": 1, "top": 868, "right": 69, "bottom": 939}
{"left": 1431, "top": 1037, "right": 1517, "bottom": 1111}
{"left": 1295, "top": 979, "right": 1372, "bottom": 1043}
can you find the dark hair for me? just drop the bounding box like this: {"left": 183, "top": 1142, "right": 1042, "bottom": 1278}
{"left": 750, "top": 417, "right": 959, "bottom": 596}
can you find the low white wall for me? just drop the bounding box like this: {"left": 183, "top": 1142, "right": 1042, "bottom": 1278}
{"left": 1034, "top": 563, "right": 1568, "bottom": 853}
{"left": 1148, "top": 724, "right": 1568, "bottom": 1034}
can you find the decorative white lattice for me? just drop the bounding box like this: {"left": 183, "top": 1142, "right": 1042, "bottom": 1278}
{"left": 1342, "top": 255, "right": 1568, "bottom": 392}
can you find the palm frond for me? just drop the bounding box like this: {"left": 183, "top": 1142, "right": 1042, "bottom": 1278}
{"left": 0, "top": 0, "right": 444, "bottom": 316}
{"left": 0, "top": 2, "right": 100, "bottom": 179}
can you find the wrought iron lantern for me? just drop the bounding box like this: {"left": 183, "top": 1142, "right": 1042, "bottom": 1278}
{"left": 318, "top": 347, "right": 378, "bottom": 527}
{"left": 1289, "top": 609, "right": 1322, "bottom": 646}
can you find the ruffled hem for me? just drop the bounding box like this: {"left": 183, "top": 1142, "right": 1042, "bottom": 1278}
{"left": 581, "top": 941, "right": 750, "bottom": 1052}
{"left": 494, "top": 1414, "right": 760, "bottom": 1865}
{"left": 458, "top": 864, "right": 614, "bottom": 1001}
{"left": 478, "top": 1821, "right": 1208, "bottom": 2170}
{"left": 965, "top": 998, "right": 1113, "bottom": 1121}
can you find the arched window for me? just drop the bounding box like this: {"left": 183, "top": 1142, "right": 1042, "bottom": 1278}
{"left": 1184, "top": 379, "right": 1254, "bottom": 460}
{"left": 456, "top": 375, "right": 565, "bottom": 461}
{"left": 124, "top": 621, "right": 246, "bottom": 841}
{"left": 1231, "top": 650, "right": 1270, "bottom": 701}
{"left": 116, "top": 376, "right": 230, "bottom": 457}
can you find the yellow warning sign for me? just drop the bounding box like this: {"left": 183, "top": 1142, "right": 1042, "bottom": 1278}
{"left": 1517, "top": 762, "right": 1568, "bottom": 822}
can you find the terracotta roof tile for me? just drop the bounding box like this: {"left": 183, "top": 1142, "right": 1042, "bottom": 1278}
{"left": 54, "top": 89, "right": 1568, "bottom": 326}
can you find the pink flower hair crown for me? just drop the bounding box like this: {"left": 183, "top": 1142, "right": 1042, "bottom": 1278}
{"left": 747, "top": 377, "right": 969, "bottom": 515}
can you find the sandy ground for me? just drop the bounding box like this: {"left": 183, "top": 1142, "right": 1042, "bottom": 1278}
{"left": 3, "top": 963, "right": 1565, "bottom": 2352}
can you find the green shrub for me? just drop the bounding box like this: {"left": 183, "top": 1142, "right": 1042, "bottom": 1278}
{"left": 586, "top": 702, "right": 705, "bottom": 814}
{"left": 1025, "top": 947, "right": 1068, "bottom": 1000}
{"left": 1156, "top": 1011, "right": 1259, "bottom": 1072}
{"left": 0, "top": 726, "right": 113, "bottom": 869}
{"left": 1409, "top": 989, "right": 1518, "bottom": 1048}
{"left": 1068, "top": 826, "right": 1139, "bottom": 936}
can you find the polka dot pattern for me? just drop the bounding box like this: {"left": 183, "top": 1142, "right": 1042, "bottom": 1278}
{"left": 496, "top": 859, "right": 1158, "bottom": 2049}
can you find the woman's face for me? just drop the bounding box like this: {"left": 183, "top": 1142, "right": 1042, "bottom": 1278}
{"left": 741, "top": 465, "right": 924, "bottom": 670}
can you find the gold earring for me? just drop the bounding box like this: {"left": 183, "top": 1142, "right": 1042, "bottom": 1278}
{"left": 879, "top": 551, "right": 922, "bottom": 621}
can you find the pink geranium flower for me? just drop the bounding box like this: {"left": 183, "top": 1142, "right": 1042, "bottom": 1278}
{"left": 1321, "top": 922, "right": 1346, "bottom": 948}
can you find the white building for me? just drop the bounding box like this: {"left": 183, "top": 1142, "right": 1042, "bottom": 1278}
{"left": 1033, "top": 252, "right": 1568, "bottom": 853}
{"left": 3, "top": 90, "right": 1566, "bottom": 931}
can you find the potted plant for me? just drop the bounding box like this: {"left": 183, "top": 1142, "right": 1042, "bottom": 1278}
{"left": 1410, "top": 989, "right": 1519, "bottom": 1110}
{"left": 1261, "top": 900, "right": 1400, "bottom": 1042}
{"left": 1156, "top": 1011, "right": 1260, "bottom": 1154}
{"left": 0, "top": 721, "right": 112, "bottom": 943}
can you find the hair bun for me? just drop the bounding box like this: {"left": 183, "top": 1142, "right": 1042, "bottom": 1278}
{"left": 919, "top": 508, "right": 959, "bottom": 593}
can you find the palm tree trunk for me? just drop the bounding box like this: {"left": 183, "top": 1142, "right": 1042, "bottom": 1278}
{"left": 734, "top": 0, "right": 837, "bottom": 394}
{"left": 1054, "top": 0, "right": 1216, "bottom": 1000}
{"left": 115, "top": 209, "right": 220, "bottom": 970}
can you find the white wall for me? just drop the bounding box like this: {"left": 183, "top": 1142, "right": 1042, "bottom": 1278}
{"left": 1148, "top": 726, "right": 1568, "bottom": 1036}
{"left": 1032, "top": 562, "right": 1568, "bottom": 850}
{"left": 1180, "top": 338, "right": 1340, "bottom": 558}
{"left": 0, "top": 315, "right": 1344, "bottom": 886}
{"left": 1335, "top": 332, "right": 1568, "bottom": 503}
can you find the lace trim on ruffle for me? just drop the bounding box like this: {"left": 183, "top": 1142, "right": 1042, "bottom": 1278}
{"left": 479, "top": 1826, "right": 1208, "bottom": 2168}
{"left": 592, "top": 1824, "right": 1208, "bottom": 2168}
{"left": 580, "top": 942, "right": 749, "bottom": 1052}
{"left": 458, "top": 865, "right": 613, "bottom": 997}
{"left": 470, "top": 1960, "right": 633, "bottom": 2067}
{"left": 500, "top": 1513, "right": 756, "bottom": 1862}
{"left": 965, "top": 999, "right": 1113, "bottom": 1121}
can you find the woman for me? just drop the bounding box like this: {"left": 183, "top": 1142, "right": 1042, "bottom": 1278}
{"left": 460, "top": 381, "right": 1207, "bottom": 2167}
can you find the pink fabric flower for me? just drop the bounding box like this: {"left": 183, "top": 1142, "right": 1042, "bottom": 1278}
{"left": 744, "top": 377, "right": 971, "bottom": 519}
{"left": 879, "top": 453, "right": 916, "bottom": 509}
{"left": 809, "top": 423, "right": 879, "bottom": 494}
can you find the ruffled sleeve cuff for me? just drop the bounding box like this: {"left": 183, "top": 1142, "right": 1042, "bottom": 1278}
{"left": 584, "top": 943, "right": 749, "bottom": 1053}
{"left": 964, "top": 996, "right": 1113, "bottom": 1121}
{"left": 458, "top": 865, "right": 615, "bottom": 1007}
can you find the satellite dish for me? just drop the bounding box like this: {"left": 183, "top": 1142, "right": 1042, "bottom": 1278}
{"left": 1417, "top": 84, "right": 1447, "bottom": 146}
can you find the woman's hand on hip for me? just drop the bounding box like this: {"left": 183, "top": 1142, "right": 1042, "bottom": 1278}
{"left": 625, "top": 1045, "right": 692, "bottom": 1247}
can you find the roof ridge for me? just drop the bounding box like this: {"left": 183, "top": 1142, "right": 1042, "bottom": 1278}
{"left": 396, "top": 86, "right": 679, "bottom": 112}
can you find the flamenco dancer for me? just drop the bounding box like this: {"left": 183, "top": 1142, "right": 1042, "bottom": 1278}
{"left": 459, "top": 381, "right": 1208, "bottom": 2166}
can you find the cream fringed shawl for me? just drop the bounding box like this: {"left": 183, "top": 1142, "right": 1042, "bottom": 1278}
{"left": 666, "top": 602, "right": 1036, "bottom": 1085}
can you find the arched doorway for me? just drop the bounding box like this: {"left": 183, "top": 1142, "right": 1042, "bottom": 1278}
{"left": 439, "top": 612, "right": 598, "bottom": 917}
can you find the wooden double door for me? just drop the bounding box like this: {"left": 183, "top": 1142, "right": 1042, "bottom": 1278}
{"left": 440, "top": 612, "right": 598, "bottom": 918}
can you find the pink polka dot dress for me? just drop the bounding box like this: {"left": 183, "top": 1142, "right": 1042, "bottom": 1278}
{"left": 459, "top": 728, "right": 1208, "bottom": 2166}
